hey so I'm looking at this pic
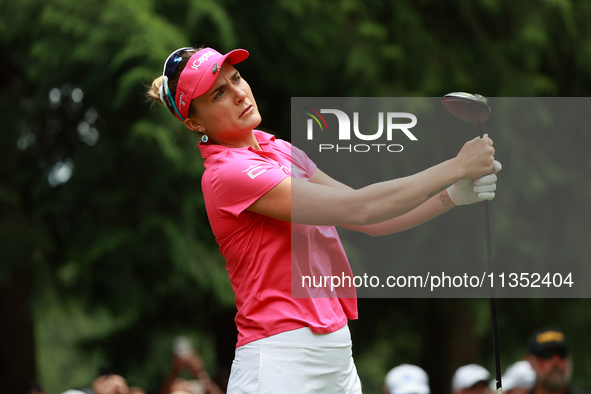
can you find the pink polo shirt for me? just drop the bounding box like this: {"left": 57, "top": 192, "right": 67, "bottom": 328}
{"left": 199, "top": 130, "right": 358, "bottom": 348}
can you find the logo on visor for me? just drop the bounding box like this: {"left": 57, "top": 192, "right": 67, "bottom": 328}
{"left": 178, "top": 92, "right": 185, "bottom": 110}
{"left": 212, "top": 63, "right": 220, "bottom": 73}
{"left": 190, "top": 50, "right": 216, "bottom": 71}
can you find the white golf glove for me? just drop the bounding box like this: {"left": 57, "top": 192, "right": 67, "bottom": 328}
{"left": 447, "top": 160, "right": 502, "bottom": 206}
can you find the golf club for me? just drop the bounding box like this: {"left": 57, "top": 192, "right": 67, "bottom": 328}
{"left": 442, "top": 92, "right": 503, "bottom": 394}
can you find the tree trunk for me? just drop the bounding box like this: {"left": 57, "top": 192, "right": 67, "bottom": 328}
{"left": 421, "top": 299, "right": 479, "bottom": 394}
{"left": 0, "top": 268, "right": 37, "bottom": 393}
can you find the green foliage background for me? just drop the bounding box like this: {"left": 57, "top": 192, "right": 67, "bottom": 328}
{"left": 1, "top": 0, "right": 591, "bottom": 393}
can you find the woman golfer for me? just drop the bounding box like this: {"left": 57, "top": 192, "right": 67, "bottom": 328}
{"left": 147, "top": 47, "right": 499, "bottom": 394}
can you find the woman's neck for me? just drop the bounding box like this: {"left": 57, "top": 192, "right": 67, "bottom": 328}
{"left": 216, "top": 130, "right": 261, "bottom": 150}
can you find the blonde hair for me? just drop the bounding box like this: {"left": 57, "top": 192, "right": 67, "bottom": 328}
{"left": 146, "top": 75, "right": 164, "bottom": 104}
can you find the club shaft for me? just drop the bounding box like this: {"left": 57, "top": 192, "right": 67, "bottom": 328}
{"left": 485, "top": 200, "right": 502, "bottom": 391}
{"left": 479, "top": 123, "right": 503, "bottom": 392}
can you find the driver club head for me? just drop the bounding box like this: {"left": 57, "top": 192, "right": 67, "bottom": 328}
{"left": 442, "top": 92, "right": 491, "bottom": 125}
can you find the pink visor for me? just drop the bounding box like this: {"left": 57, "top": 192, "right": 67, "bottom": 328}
{"left": 174, "top": 47, "right": 249, "bottom": 121}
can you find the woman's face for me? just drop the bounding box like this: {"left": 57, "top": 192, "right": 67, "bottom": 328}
{"left": 191, "top": 62, "right": 261, "bottom": 146}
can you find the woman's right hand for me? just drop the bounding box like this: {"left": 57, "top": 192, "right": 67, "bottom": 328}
{"left": 454, "top": 134, "right": 496, "bottom": 179}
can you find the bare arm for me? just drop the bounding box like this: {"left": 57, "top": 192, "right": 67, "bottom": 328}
{"left": 247, "top": 135, "right": 494, "bottom": 227}
{"left": 310, "top": 168, "right": 456, "bottom": 236}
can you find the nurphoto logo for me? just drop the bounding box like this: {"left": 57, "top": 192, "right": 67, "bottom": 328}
{"left": 303, "top": 107, "right": 418, "bottom": 153}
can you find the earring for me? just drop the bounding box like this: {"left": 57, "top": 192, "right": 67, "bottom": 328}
{"left": 201, "top": 134, "right": 209, "bottom": 143}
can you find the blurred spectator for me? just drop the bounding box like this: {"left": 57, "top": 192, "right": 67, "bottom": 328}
{"left": 383, "top": 364, "right": 430, "bottom": 394}
{"left": 159, "top": 349, "right": 223, "bottom": 394}
{"left": 26, "top": 380, "right": 46, "bottom": 394}
{"left": 92, "top": 373, "right": 130, "bottom": 394}
{"left": 498, "top": 361, "right": 535, "bottom": 394}
{"left": 169, "top": 378, "right": 207, "bottom": 394}
{"left": 526, "top": 327, "right": 589, "bottom": 394}
{"left": 452, "top": 364, "right": 492, "bottom": 394}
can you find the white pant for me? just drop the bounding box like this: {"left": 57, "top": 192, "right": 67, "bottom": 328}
{"left": 227, "top": 325, "right": 362, "bottom": 394}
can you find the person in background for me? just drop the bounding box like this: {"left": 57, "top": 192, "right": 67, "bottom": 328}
{"left": 526, "top": 327, "right": 590, "bottom": 394}
{"left": 91, "top": 373, "right": 131, "bottom": 394}
{"left": 383, "top": 364, "right": 430, "bottom": 394}
{"left": 498, "top": 361, "right": 535, "bottom": 394}
{"left": 452, "top": 364, "right": 492, "bottom": 394}
{"left": 159, "top": 351, "right": 223, "bottom": 394}
{"left": 26, "top": 380, "right": 47, "bottom": 394}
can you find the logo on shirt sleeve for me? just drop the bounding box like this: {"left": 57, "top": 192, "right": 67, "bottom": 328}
{"left": 242, "top": 164, "right": 267, "bottom": 179}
